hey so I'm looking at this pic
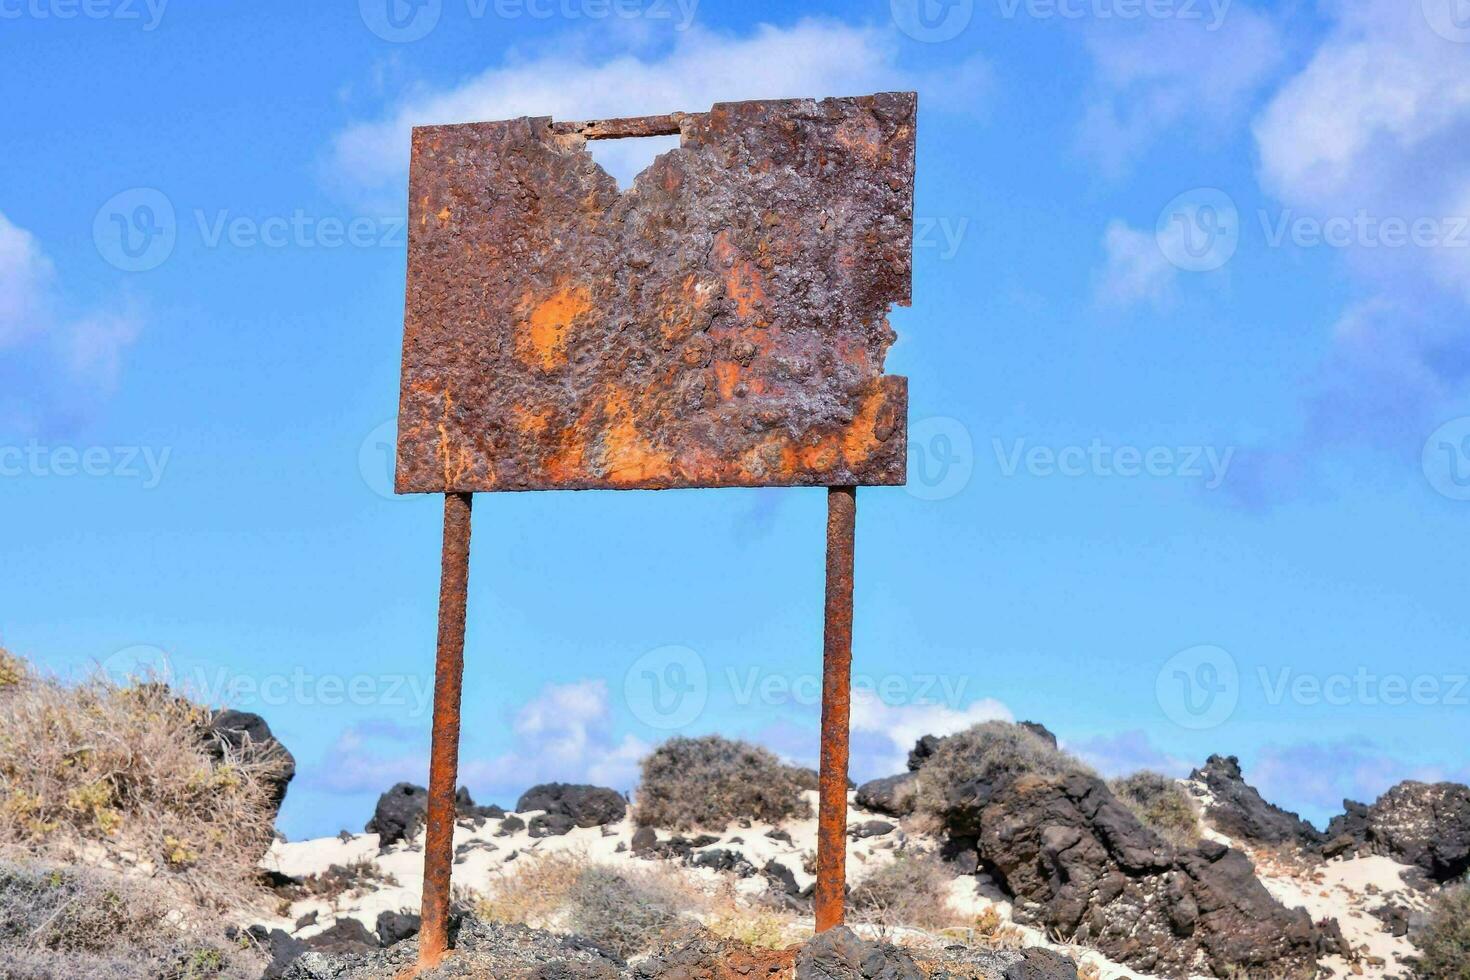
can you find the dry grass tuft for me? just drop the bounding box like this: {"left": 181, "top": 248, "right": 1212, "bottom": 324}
{"left": 850, "top": 849, "right": 962, "bottom": 932}
{"left": 0, "top": 651, "right": 286, "bottom": 911}
{"left": 914, "top": 722, "right": 1095, "bottom": 822}
{"left": 478, "top": 850, "right": 706, "bottom": 959}
{"left": 1108, "top": 771, "right": 1201, "bottom": 848}
{"left": 634, "top": 735, "right": 812, "bottom": 831}
{"left": 1413, "top": 884, "right": 1470, "bottom": 979}
{"left": 0, "top": 859, "right": 263, "bottom": 979}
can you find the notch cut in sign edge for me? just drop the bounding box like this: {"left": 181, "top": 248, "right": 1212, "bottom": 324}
{"left": 394, "top": 91, "right": 916, "bottom": 495}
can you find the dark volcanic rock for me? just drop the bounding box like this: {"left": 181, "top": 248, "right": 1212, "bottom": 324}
{"left": 1017, "top": 721, "right": 1058, "bottom": 750}
{"left": 938, "top": 767, "right": 1320, "bottom": 979}
{"left": 796, "top": 925, "right": 925, "bottom": 979}
{"left": 517, "top": 783, "right": 627, "bottom": 827}
{"left": 304, "top": 918, "right": 379, "bottom": 955}
{"left": 455, "top": 786, "right": 505, "bottom": 820}
{"left": 375, "top": 910, "right": 421, "bottom": 947}
{"left": 1326, "top": 781, "right": 1470, "bottom": 882}
{"left": 907, "top": 735, "right": 945, "bottom": 772}
{"left": 1189, "top": 755, "right": 1325, "bottom": 848}
{"left": 849, "top": 819, "right": 895, "bottom": 840}
{"left": 205, "top": 709, "right": 296, "bottom": 814}
{"left": 245, "top": 925, "right": 307, "bottom": 980}
{"left": 529, "top": 812, "right": 577, "bottom": 838}
{"left": 366, "top": 782, "right": 497, "bottom": 847}
{"left": 690, "top": 848, "right": 756, "bottom": 876}
{"left": 365, "top": 783, "right": 427, "bottom": 847}
{"left": 630, "top": 826, "right": 658, "bottom": 855}
{"left": 855, "top": 773, "right": 917, "bottom": 818}
{"left": 1003, "top": 947, "right": 1079, "bottom": 980}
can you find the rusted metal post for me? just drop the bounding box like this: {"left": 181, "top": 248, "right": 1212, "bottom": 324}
{"left": 418, "top": 491, "right": 473, "bottom": 970}
{"left": 815, "top": 485, "right": 856, "bottom": 933}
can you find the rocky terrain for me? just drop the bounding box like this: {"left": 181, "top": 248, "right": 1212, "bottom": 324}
{"left": 2, "top": 651, "right": 1466, "bottom": 980}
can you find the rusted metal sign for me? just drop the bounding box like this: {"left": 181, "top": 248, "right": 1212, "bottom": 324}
{"left": 397, "top": 93, "right": 916, "bottom": 972}
{"left": 396, "top": 92, "right": 915, "bottom": 493}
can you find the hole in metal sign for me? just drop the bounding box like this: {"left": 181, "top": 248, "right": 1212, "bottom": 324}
{"left": 585, "top": 134, "right": 681, "bottom": 191}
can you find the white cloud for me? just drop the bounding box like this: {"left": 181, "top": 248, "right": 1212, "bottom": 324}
{"left": 849, "top": 693, "right": 1012, "bottom": 776}
{"left": 1094, "top": 219, "right": 1177, "bottom": 310}
{"left": 1222, "top": 1, "right": 1470, "bottom": 503}
{"left": 0, "top": 212, "right": 54, "bottom": 347}
{"left": 309, "top": 679, "right": 650, "bottom": 803}
{"left": 1078, "top": 6, "right": 1285, "bottom": 175}
{"left": 327, "top": 20, "right": 911, "bottom": 199}
{"left": 0, "top": 210, "right": 144, "bottom": 431}
{"left": 1066, "top": 729, "right": 1191, "bottom": 778}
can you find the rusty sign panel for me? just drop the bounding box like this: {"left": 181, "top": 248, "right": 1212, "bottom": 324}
{"left": 395, "top": 92, "right": 915, "bottom": 494}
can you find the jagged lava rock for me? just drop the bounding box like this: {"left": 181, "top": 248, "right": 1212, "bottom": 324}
{"left": 1326, "top": 780, "right": 1470, "bottom": 882}
{"left": 517, "top": 783, "right": 628, "bottom": 827}
{"left": 1189, "top": 755, "right": 1324, "bottom": 848}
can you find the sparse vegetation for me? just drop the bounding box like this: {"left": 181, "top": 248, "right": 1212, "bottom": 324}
{"left": 566, "top": 864, "right": 702, "bottom": 959}
{"left": 273, "top": 856, "right": 399, "bottom": 906}
{"left": 478, "top": 851, "right": 703, "bottom": 959}
{"left": 0, "top": 860, "right": 262, "bottom": 979}
{"left": 634, "top": 735, "right": 812, "bottom": 831}
{"left": 1109, "top": 771, "right": 1201, "bottom": 848}
{"left": 0, "top": 652, "right": 286, "bottom": 910}
{"left": 914, "top": 721, "right": 1096, "bottom": 821}
{"left": 850, "top": 849, "right": 960, "bottom": 930}
{"left": 1413, "top": 884, "right": 1470, "bottom": 978}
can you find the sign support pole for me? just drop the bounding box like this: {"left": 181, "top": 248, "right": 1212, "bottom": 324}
{"left": 418, "top": 491, "right": 473, "bottom": 970}
{"left": 814, "top": 484, "right": 856, "bottom": 933}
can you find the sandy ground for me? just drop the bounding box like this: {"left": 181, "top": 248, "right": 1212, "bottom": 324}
{"left": 260, "top": 790, "right": 1420, "bottom": 980}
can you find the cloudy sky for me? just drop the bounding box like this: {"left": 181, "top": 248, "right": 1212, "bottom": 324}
{"left": 2, "top": 0, "right": 1469, "bottom": 839}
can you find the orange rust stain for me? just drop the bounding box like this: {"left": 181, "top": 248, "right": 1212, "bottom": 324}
{"left": 835, "top": 116, "right": 883, "bottom": 165}
{"left": 436, "top": 390, "right": 474, "bottom": 488}
{"left": 543, "top": 428, "right": 587, "bottom": 484}
{"left": 516, "top": 283, "right": 591, "bottom": 371}
{"left": 436, "top": 207, "right": 451, "bottom": 223}
{"left": 725, "top": 260, "right": 766, "bottom": 320}
{"left": 714, "top": 361, "right": 741, "bottom": 400}
{"left": 841, "top": 387, "right": 890, "bottom": 466}
{"left": 512, "top": 405, "right": 553, "bottom": 437}
{"left": 600, "top": 388, "right": 672, "bottom": 485}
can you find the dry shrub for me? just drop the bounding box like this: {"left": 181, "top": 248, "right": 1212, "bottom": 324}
{"left": 704, "top": 905, "right": 799, "bottom": 950}
{"left": 1109, "top": 771, "right": 1201, "bottom": 848}
{"left": 915, "top": 722, "right": 1095, "bottom": 821}
{"left": 0, "top": 652, "right": 286, "bottom": 910}
{"left": 566, "top": 865, "right": 703, "bottom": 959}
{"left": 478, "top": 849, "right": 590, "bottom": 928}
{"left": 967, "top": 905, "right": 1026, "bottom": 950}
{"left": 634, "top": 735, "right": 812, "bottom": 831}
{"left": 850, "top": 850, "right": 960, "bottom": 931}
{"left": 479, "top": 851, "right": 702, "bottom": 959}
{"left": 0, "top": 859, "right": 262, "bottom": 979}
{"left": 275, "top": 856, "right": 399, "bottom": 906}
{"left": 1413, "top": 884, "right": 1470, "bottom": 979}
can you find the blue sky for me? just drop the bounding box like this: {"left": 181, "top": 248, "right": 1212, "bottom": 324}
{"left": 2, "top": 0, "right": 1469, "bottom": 841}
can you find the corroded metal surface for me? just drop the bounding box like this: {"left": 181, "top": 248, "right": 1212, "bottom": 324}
{"left": 418, "top": 492, "right": 473, "bottom": 971}
{"left": 815, "top": 485, "right": 856, "bottom": 933}
{"left": 396, "top": 92, "right": 914, "bottom": 493}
